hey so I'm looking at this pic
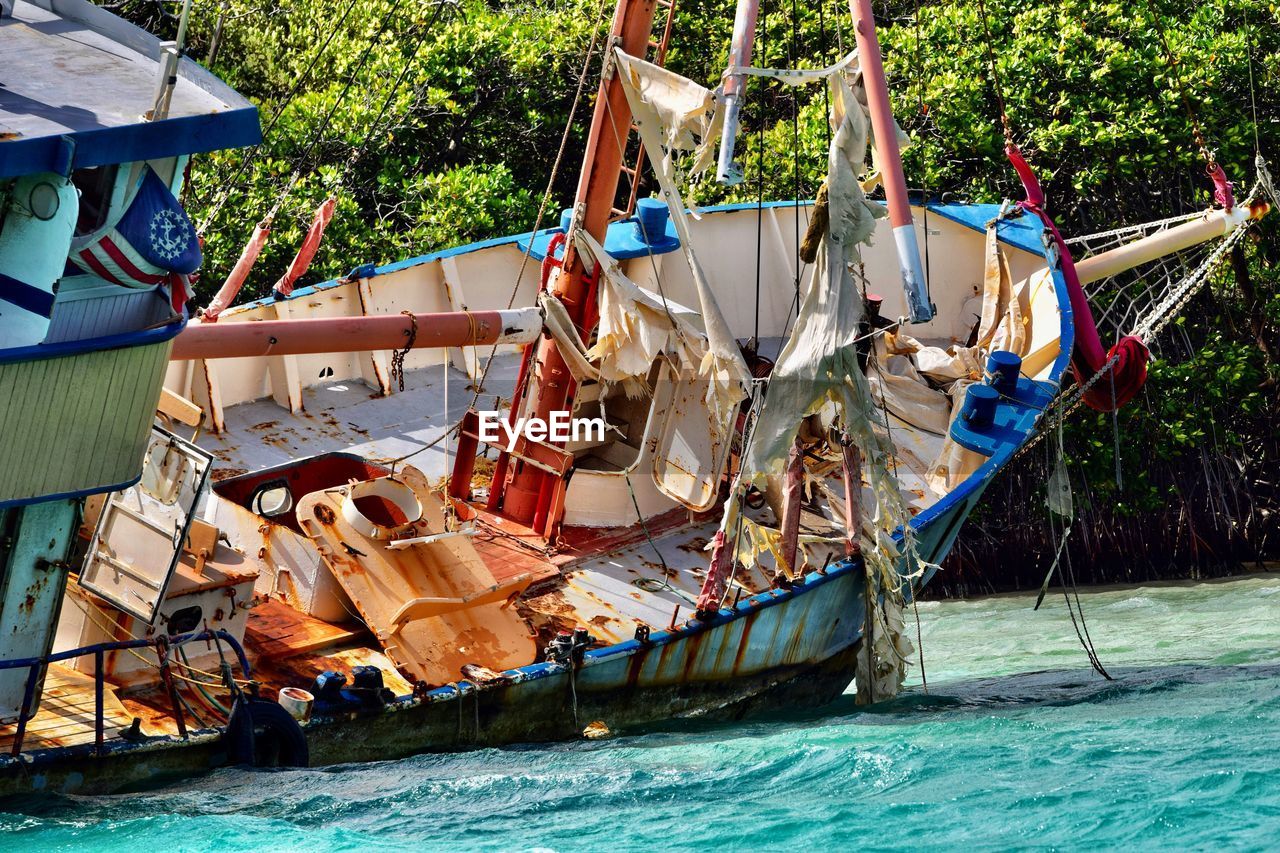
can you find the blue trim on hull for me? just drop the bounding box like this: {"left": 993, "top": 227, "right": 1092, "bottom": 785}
{"left": 0, "top": 559, "right": 868, "bottom": 792}
{"left": 0, "top": 474, "right": 142, "bottom": 511}
{"left": 0, "top": 108, "right": 263, "bottom": 179}
{"left": 0, "top": 313, "right": 186, "bottom": 365}
{"left": 241, "top": 201, "right": 820, "bottom": 312}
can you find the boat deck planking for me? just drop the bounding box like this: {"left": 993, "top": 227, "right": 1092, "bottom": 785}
{"left": 245, "top": 599, "right": 368, "bottom": 660}
{"left": 0, "top": 664, "right": 136, "bottom": 753}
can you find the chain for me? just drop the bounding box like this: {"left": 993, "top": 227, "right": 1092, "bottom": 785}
{"left": 1145, "top": 0, "right": 1219, "bottom": 170}
{"left": 1132, "top": 218, "right": 1252, "bottom": 339}
{"left": 390, "top": 310, "right": 418, "bottom": 392}
{"left": 1013, "top": 177, "right": 1263, "bottom": 463}
{"left": 1064, "top": 211, "right": 1204, "bottom": 248}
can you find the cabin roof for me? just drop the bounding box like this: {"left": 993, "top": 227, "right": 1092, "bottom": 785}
{"left": 0, "top": 0, "right": 260, "bottom": 178}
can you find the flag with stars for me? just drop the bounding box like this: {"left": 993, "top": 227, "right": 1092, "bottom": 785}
{"left": 72, "top": 166, "right": 202, "bottom": 313}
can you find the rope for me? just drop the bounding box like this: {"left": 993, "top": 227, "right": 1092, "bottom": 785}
{"left": 1056, "top": 517, "right": 1113, "bottom": 679}
{"left": 202, "top": 0, "right": 455, "bottom": 298}
{"left": 1244, "top": 3, "right": 1261, "bottom": 157}
{"left": 1110, "top": 369, "right": 1123, "bottom": 490}
{"left": 67, "top": 591, "right": 249, "bottom": 688}
{"left": 335, "top": 0, "right": 460, "bottom": 193}
{"left": 911, "top": 0, "right": 932, "bottom": 308}
{"left": 177, "top": 643, "right": 232, "bottom": 716}
{"left": 753, "top": 0, "right": 767, "bottom": 348}
{"left": 203, "top": 0, "right": 413, "bottom": 232}
{"left": 199, "top": 0, "right": 363, "bottom": 230}
{"left": 973, "top": 0, "right": 1013, "bottom": 146}
{"left": 624, "top": 471, "right": 671, "bottom": 578}
{"left": 1143, "top": 0, "right": 1220, "bottom": 172}
{"left": 790, "top": 0, "right": 802, "bottom": 319}
{"left": 817, "top": 0, "right": 831, "bottom": 151}
{"left": 467, "top": 0, "right": 613, "bottom": 410}
{"left": 911, "top": 592, "right": 927, "bottom": 693}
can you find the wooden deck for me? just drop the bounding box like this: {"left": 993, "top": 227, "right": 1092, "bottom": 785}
{"left": 0, "top": 664, "right": 136, "bottom": 753}
{"left": 467, "top": 504, "right": 707, "bottom": 582}
{"left": 244, "top": 599, "right": 367, "bottom": 660}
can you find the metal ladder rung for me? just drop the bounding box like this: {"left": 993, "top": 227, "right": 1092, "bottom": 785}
{"left": 611, "top": 0, "right": 677, "bottom": 223}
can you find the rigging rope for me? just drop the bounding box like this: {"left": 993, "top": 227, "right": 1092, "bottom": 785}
{"left": 199, "top": 0, "right": 363, "bottom": 231}
{"left": 973, "top": 0, "right": 1013, "bottom": 146}
{"left": 466, "top": 0, "right": 612, "bottom": 411}
{"left": 201, "top": 0, "right": 457, "bottom": 315}
{"left": 203, "top": 0, "right": 409, "bottom": 231}
{"left": 753, "top": 0, "right": 768, "bottom": 349}
{"left": 790, "top": 0, "right": 802, "bottom": 318}
{"left": 1243, "top": 4, "right": 1261, "bottom": 158}
{"left": 1144, "top": 0, "right": 1224, "bottom": 176}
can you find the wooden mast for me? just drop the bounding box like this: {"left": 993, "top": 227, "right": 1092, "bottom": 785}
{"left": 493, "top": 0, "right": 660, "bottom": 530}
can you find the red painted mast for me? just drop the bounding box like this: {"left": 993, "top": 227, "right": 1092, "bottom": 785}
{"left": 847, "top": 0, "right": 933, "bottom": 324}
{"left": 493, "top": 0, "right": 660, "bottom": 528}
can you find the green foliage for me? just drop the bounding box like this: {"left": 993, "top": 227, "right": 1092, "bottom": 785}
{"left": 146, "top": 0, "right": 1279, "bottom": 563}
{"left": 174, "top": 0, "right": 1277, "bottom": 296}
{"left": 179, "top": 0, "right": 604, "bottom": 299}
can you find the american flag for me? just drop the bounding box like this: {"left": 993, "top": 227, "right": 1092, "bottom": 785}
{"left": 72, "top": 167, "right": 202, "bottom": 313}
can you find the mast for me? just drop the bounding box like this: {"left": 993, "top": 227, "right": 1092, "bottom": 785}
{"left": 493, "top": 0, "right": 660, "bottom": 529}
{"left": 847, "top": 0, "right": 934, "bottom": 324}
{"left": 715, "top": 0, "right": 761, "bottom": 185}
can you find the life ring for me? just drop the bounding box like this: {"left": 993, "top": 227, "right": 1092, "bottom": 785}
{"left": 224, "top": 696, "right": 310, "bottom": 768}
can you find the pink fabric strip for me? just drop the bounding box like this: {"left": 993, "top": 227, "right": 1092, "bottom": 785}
{"left": 272, "top": 196, "right": 337, "bottom": 298}
{"left": 203, "top": 219, "right": 271, "bottom": 321}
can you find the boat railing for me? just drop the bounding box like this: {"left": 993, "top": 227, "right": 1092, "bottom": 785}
{"left": 0, "top": 629, "right": 251, "bottom": 758}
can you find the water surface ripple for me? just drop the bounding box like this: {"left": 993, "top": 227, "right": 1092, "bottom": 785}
{"left": 4, "top": 576, "right": 1278, "bottom": 850}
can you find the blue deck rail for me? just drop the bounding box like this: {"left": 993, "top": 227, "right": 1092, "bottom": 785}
{"left": 0, "top": 629, "right": 251, "bottom": 758}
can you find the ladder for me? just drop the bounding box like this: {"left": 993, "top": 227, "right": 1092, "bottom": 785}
{"left": 609, "top": 0, "right": 678, "bottom": 221}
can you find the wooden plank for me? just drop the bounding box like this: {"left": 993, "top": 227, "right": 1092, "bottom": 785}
{"left": 245, "top": 599, "right": 365, "bottom": 660}
{"left": 0, "top": 664, "right": 134, "bottom": 751}
{"left": 159, "top": 386, "right": 204, "bottom": 426}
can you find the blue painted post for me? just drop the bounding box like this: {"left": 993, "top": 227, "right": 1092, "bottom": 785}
{"left": 986, "top": 351, "right": 1022, "bottom": 396}
{"left": 961, "top": 384, "right": 1000, "bottom": 429}
{"left": 633, "top": 197, "right": 669, "bottom": 245}
{"left": 95, "top": 649, "right": 105, "bottom": 756}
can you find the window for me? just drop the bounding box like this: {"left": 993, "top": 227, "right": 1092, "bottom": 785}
{"left": 71, "top": 164, "right": 119, "bottom": 236}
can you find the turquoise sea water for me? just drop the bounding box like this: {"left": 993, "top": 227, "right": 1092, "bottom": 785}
{"left": 3, "top": 575, "right": 1278, "bottom": 851}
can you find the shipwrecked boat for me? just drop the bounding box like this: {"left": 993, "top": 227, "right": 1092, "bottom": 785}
{"left": 0, "top": 0, "right": 1270, "bottom": 795}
